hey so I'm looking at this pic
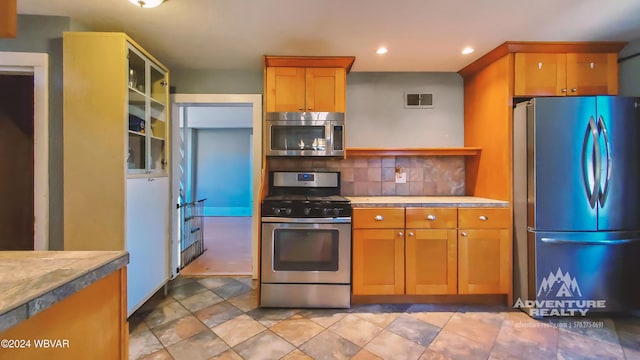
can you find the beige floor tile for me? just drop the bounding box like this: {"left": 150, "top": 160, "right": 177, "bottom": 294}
{"left": 194, "top": 301, "right": 243, "bottom": 328}
{"left": 129, "top": 329, "right": 164, "bottom": 360}
{"left": 329, "top": 314, "right": 383, "bottom": 347}
{"left": 557, "top": 329, "right": 625, "bottom": 359}
{"left": 419, "top": 349, "right": 452, "bottom": 360}
{"left": 271, "top": 318, "right": 324, "bottom": 346}
{"left": 427, "top": 329, "right": 490, "bottom": 360}
{"left": 298, "top": 308, "right": 349, "bottom": 328}
{"left": 151, "top": 315, "right": 209, "bottom": 347}
{"left": 365, "top": 330, "right": 425, "bottom": 360}
{"left": 409, "top": 311, "right": 454, "bottom": 328}
{"left": 226, "top": 290, "right": 259, "bottom": 312}
{"left": 351, "top": 348, "right": 383, "bottom": 360}
{"left": 281, "top": 349, "right": 314, "bottom": 360}
{"left": 442, "top": 313, "right": 500, "bottom": 351}
{"left": 208, "top": 349, "right": 244, "bottom": 360}
{"left": 233, "top": 330, "right": 295, "bottom": 360}
{"left": 143, "top": 301, "right": 191, "bottom": 329}
{"left": 178, "top": 290, "right": 224, "bottom": 312}
{"left": 212, "top": 314, "right": 266, "bottom": 347}
{"left": 140, "top": 349, "right": 173, "bottom": 360}
{"left": 299, "top": 330, "right": 361, "bottom": 360}
{"left": 166, "top": 331, "right": 229, "bottom": 360}
{"left": 353, "top": 312, "right": 400, "bottom": 328}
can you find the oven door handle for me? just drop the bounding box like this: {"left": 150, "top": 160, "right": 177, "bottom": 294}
{"left": 261, "top": 217, "right": 352, "bottom": 224}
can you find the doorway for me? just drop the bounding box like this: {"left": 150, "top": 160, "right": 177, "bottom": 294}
{"left": 0, "top": 52, "right": 49, "bottom": 250}
{"left": 171, "top": 94, "right": 262, "bottom": 278}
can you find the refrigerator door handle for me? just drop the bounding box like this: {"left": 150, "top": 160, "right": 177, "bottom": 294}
{"left": 582, "top": 116, "right": 601, "bottom": 208}
{"left": 597, "top": 115, "right": 611, "bottom": 207}
{"left": 540, "top": 237, "right": 640, "bottom": 245}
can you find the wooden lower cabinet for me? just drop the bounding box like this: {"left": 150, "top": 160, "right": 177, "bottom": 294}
{"left": 406, "top": 229, "right": 457, "bottom": 295}
{"left": 352, "top": 228, "right": 405, "bottom": 295}
{"left": 458, "top": 228, "right": 510, "bottom": 294}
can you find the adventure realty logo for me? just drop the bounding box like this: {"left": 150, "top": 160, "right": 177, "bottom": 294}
{"left": 514, "top": 267, "right": 607, "bottom": 316}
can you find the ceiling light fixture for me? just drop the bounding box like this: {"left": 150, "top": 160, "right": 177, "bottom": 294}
{"left": 376, "top": 47, "right": 388, "bottom": 55}
{"left": 128, "top": 0, "right": 164, "bottom": 8}
{"left": 461, "top": 47, "right": 475, "bottom": 55}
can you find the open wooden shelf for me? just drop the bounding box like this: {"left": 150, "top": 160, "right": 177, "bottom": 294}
{"left": 345, "top": 147, "right": 482, "bottom": 157}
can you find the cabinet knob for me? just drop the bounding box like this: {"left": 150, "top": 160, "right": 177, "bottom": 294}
{"left": 538, "top": 62, "right": 543, "bottom": 70}
{"left": 398, "top": 231, "right": 404, "bottom": 237}
{"left": 561, "top": 88, "right": 567, "bottom": 93}
{"left": 408, "top": 232, "right": 415, "bottom": 237}
{"left": 298, "top": 106, "right": 303, "bottom": 111}
{"left": 589, "top": 62, "right": 595, "bottom": 69}
{"left": 571, "top": 88, "right": 577, "bottom": 93}
{"left": 160, "top": 80, "right": 167, "bottom": 87}
{"left": 374, "top": 215, "right": 384, "bottom": 221}
{"left": 307, "top": 107, "right": 312, "bottom": 111}
{"left": 461, "top": 232, "right": 468, "bottom": 237}
{"left": 426, "top": 214, "right": 436, "bottom": 221}
{"left": 479, "top": 215, "right": 488, "bottom": 221}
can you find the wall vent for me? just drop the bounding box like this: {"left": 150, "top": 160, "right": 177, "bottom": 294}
{"left": 405, "top": 93, "right": 434, "bottom": 108}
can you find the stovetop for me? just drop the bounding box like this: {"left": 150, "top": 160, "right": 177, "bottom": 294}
{"left": 261, "top": 195, "right": 352, "bottom": 218}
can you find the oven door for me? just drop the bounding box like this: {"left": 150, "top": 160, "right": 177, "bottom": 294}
{"left": 261, "top": 219, "right": 351, "bottom": 284}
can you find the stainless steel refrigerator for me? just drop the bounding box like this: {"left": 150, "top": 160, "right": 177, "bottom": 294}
{"left": 514, "top": 96, "right": 640, "bottom": 316}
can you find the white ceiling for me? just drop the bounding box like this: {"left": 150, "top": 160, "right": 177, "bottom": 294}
{"left": 17, "top": 0, "right": 640, "bottom": 72}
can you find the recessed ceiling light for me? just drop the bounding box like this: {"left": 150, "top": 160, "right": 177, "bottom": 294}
{"left": 376, "top": 47, "right": 388, "bottom": 55}
{"left": 461, "top": 47, "right": 474, "bottom": 55}
{"left": 128, "top": 0, "right": 164, "bottom": 8}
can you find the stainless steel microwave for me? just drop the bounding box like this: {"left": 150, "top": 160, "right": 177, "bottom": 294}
{"left": 265, "top": 112, "right": 345, "bottom": 157}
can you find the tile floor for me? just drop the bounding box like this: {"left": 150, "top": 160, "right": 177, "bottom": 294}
{"left": 129, "top": 276, "right": 640, "bottom": 360}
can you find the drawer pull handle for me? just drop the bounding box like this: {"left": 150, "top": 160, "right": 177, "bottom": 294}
{"left": 408, "top": 232, "right": 415, "bottom": 237}
{"left": 398, "top": 231, "right": 404, "bottom": 237}
{"left": 426, "top": 214, "right": 436, "bottom": 221}
{"left": 461, "top": 232, "right": 468, "bottom": 237}
{"left": 479, "top": 215, "right": 488, "bottom": 221}
{"left": 374, "top": 215, "right": 384, "bottom": 221}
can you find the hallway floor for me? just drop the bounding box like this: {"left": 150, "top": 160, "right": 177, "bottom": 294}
{"left": 129, "top": 276, "right": 640, "bottom": 360}
{"left": 180, "top": 217, "right": 252, "bottom": 276}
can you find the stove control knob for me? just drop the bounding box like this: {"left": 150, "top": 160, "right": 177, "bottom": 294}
{"left": 304, "top": 207, "right": 311, "bottom": 216}
{"left": 333, "top": 208, "right": 341, "bottom": 216}
{"left": 273, "top": 208, "right": 281, "bottom": 216}
{"left": 285, "top": 208, "right": 292, "bottom": 215}
{"left": 322, "top": 208, "right": 330, "bottom": 216}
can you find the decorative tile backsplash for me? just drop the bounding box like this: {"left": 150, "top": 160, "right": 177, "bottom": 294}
{"left": 267, "top": 156, "right": 465, "bottom": 196}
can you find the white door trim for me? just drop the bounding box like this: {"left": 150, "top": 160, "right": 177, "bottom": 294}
{"left": 0, "top": 52, "right": 49, "bottom": 250}
{"left": 171, "top": 94, "right": 262, "bottom": 279}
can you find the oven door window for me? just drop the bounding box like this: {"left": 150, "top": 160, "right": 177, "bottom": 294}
{"left": 273, "top": 229, "right": 339, "bottom": 271}
{"left": 271, "top": 126, "right": 326, "bottom": 151}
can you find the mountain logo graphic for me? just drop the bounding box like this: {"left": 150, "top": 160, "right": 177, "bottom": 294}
{"left": 537, "top": 267, "right": 583, "bottom": 298}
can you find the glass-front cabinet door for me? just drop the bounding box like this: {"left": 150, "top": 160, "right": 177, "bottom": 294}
{"left": 127, "top": 44, "right": 168, "bottom": 176}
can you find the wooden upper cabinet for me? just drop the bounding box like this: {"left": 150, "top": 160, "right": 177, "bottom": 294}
{"left": 514, "top": 51, "right": 619, "bottom": 97}
{"left": 566, "top": 53, "right": 618, "bottom": 96}
{"left": 266, "top": 67, "right": 345, "bottom": 112}
{"left": 0, "top": 0, "right": 17, "bottom": 38}
{"left": 264, "top": 55, "right": 355, "bottom": 113}
{"left": 514, "top": 53, "right": 567, "bottom": 96}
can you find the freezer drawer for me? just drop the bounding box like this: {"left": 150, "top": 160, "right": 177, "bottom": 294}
{"left": 527, "top": 231, "right": 640, "bottom": 315}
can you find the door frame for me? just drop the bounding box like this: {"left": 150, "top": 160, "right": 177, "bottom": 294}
{"left": 0, "top": 52, "right": 49, "bottom": 250}
{"left": 171, "top": 94, "right": 262, "bottom": 278}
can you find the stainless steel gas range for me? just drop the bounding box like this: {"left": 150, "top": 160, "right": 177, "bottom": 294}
{"left": 260, "top": 171, "right": 352, "bottom": 308}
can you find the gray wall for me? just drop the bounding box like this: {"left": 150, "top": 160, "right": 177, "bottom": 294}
{"left": 170, "top": 68, "right": 262, "bottom": 94}
{"left": 619, "top": 38, "right": 640, "bottom": 96}
{"left": 345, "top": 72, "right": 464, "bottom": 147}
{"left": 0, "top": 15, "right": 75, "bottom": 250}
{"left": 194, "top": 128, "right": 252, "bottom": 216}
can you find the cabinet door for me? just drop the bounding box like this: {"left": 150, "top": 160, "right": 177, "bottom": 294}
{"left": 458, "top": 229, "right": 510, "bottom": 294}
{"left": 266, "top": 67, "right": 306, "bottom": 112}
{"left": 353, "top": 229, "right": 405, "bottom": 295}
{"left": 514, "top": 53, "right": 567, "bottom": 96}
{"left": 305, "top": 68, "right": 346, "bottom": 112}
{"left": 406, "top": 229, "right": 457, "bottom": 295}
{"left": 566, "top": 53, "right": 618, "bottom": 96}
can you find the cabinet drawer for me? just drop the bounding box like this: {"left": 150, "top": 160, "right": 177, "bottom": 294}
{"left": 353, "top": 208, "right": 404, "bottom": 229}
{"left": 406, "top": 207, "right": 457, "bottom": 229}
{"left": 458, "top": 208, "right": 510, "bottom": 229}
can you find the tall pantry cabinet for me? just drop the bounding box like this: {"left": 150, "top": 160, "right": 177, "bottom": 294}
{"left": 63, "top": 32, "right": 171, "bottom": 316}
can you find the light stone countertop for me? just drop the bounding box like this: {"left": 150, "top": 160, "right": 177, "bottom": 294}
{"left": 346, "top": 196, "right": 509, "bottom": 208}
{"left": 0, "top": 251, "right": 129, "bottom": 333}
